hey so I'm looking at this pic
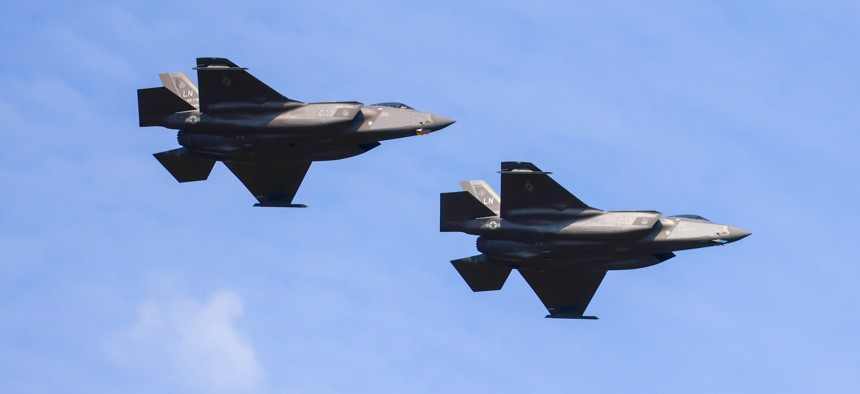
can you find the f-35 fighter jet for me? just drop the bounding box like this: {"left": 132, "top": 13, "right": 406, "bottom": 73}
{"left": 138, "top": 57, "right": 454, "bottom": 207}
{"left": 441, "top": 162, "right": 751, "bottom": 319}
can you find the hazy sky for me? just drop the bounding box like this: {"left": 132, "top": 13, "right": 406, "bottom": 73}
{"left": 1, "top": 1, "right": 859, "bottom": 393}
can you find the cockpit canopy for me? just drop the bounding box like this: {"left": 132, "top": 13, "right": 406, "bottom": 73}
{"left": 671, "top": 214, "right": 710, "bottom": 222}
{"left": 371, "top": 102, "right": 414, "bottom": 110}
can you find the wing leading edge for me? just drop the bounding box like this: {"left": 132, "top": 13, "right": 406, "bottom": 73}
{"left": 222, "top": 160, "right": 311, "bottom": 207}
{"left": 518, "top": 269, "right": 606, "bottom": 319}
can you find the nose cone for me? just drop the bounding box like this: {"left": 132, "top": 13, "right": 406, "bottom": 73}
{"left": 726, "top": 226, "right": 752, "bottom": 243}
{"left": 429, "top": 114, "right": 455, "bottom": 131}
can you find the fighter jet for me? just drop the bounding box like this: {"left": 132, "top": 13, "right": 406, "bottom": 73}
{"left": 441, "top": 162, "right": 751, "bottom": 319}
{"left": 138, "top": 57, "right": 455, "bottom": 207}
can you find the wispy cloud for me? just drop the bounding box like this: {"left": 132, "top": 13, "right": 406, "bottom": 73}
{"left": 107, "top": 291, "right": 264, "bottom": 393}
{"left": 1, "top": 1, "right": 858, "bottom": 392}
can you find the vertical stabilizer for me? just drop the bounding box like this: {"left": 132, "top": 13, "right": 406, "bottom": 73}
{"left": 195, "top": 57, "right": 294, "bottom": 112}
{"left": 159, "top": 72, "right": 199, "bottom": 109}
{"left": 460, "top": 180, "right": 500, "bottom": 216}
{"left": 500, "top": 161, "right": 591, "bottom": 217}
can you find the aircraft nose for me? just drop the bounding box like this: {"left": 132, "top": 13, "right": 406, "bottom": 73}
{"left": 727, "top": 226, "right": 752, "bottom": 242}
{"left": 430, "top": 114, "right": 455, "bottom": 130}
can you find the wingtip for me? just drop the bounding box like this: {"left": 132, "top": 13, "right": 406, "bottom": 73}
{"left": 253, "top": 202, "right": 308, "bottom": 208}
{"left": 545, "top": 314, "right": 599, "bottom": 320}
{"left": 544, "top": 306, "right": 600, "bottom": 320}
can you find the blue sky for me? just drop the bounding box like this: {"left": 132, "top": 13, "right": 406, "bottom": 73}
{"left": 1, "top": 1, "right": 858, "bottom": 392}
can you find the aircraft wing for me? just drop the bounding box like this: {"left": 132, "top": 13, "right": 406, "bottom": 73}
{"left": 222, "top": 160, "right": 311, "bottom": 207}
{"left": 499, "top": 161, "right": 590, "bottom": 217}
{"left": 518, "top": 269, "right": 606, "bottom": 319}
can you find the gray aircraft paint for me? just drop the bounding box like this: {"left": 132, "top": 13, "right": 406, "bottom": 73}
{"left": 138, "top": 57, "right": 454, "bottom": 207}
{"left": 441, "top": 161, "right": 750, "bottom": 319}
{"left": 158, "top": 72, "right": 199, "bottom": 109}
{"left": 460, "top": 180, "right": 501, "bottom": 215}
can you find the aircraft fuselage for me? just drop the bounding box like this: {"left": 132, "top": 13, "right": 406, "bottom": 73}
{"left": 148, "top": 103, "right": 453, "bottom": 161}
{"left": 450, "top": 213, "right": 749, "bottom": 271}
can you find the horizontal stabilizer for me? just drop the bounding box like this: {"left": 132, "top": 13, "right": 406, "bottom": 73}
{"left": 519, "top": 268, "right": 606, "bottom": 319}
{"left": 440, "top": 191, "right": 497, "bottom": 232}
{"left": 153, "top": 148, "right": 216, "bottom": 182}
{"left": 138, "top": 87, "right": 197, "bottom": 126}
{"left": 451, "top": 255, "right": 512, "bottom": 292}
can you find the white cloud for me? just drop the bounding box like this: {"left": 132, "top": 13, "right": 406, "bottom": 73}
{"left": 108, "top": 291, "right": 264, "bottom": 393}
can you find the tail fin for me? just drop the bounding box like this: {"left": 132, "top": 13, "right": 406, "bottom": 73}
{"left": 500, "top": 161, "right": 591, "bottom": 217}
{"left": 451, "top": 255, "right": 512, "bottom": 292}
{"left": 153, "top": 148, "right": 215, "bottom": 182}
{"left": 195, "top": 57, "right": 295, "bottom": 112}
{"left": 159, "top": 72, "right": 199, "bottom": 109}
{"left": 440, "top": 191, "right": 496, "bottom": 232}
{"left": 137, "top": 87, "right": 196, "bottom": 127}
{"left": 460, "top": 180, "right": 500, "bottom": 216}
